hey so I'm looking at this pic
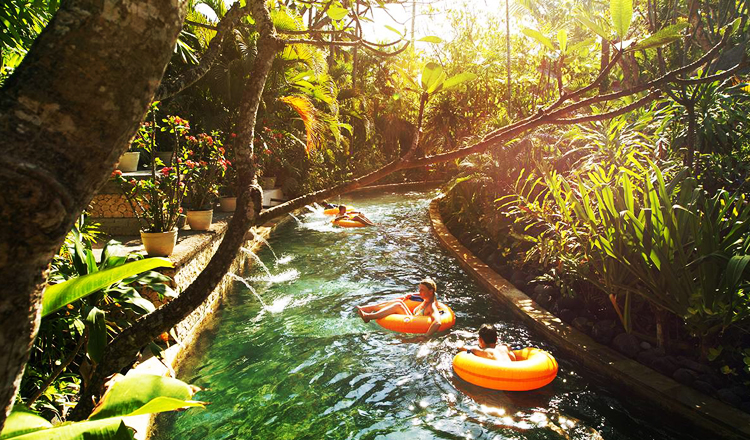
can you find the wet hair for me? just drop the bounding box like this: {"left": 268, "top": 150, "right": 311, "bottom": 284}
{"left": 338, "top": 205, "right": 347, "bottom": 213}
{"left": 419, "top": 277, "right": 437, "bottom": 294}
{"left": 478, "top": 324, "right": 498, "bottom": 346}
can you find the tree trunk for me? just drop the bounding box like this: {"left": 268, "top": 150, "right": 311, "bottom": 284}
{"left": 506, "top": 0, "right": 511, "bottom": 117}
{"left": 0, "top": 0, "right": 184, "bottom": 430}
{"left": 69, "top": 0, "right": 285, "bottom": 421}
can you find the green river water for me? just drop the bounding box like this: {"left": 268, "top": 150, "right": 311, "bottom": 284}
{"left": 151, "top": 187, "right": 700, "bottom": 440}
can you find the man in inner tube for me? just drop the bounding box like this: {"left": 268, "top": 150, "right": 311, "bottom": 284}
{"left": 334, "top": 205, "right": 376, "bottom": 226}
{"left": 459, "top": 324, "right": 516, "bottom": 362}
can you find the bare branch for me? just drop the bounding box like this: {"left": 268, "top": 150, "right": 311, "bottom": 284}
{"left": 185, "top": 19, "right": 219, "bottom": 31}
{"left": 672, "top": 59, "right": 748, "bottom": 85}
{"left": 551, "top": 91, "right": 663, "bottom": 124}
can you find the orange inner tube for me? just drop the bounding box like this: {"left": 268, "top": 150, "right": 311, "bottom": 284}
{"left": 452, "top": 347, "right": 558, "bottom": 391}
{"left": 375, "top": 296, "right": 456, "bottom": 334}
{"left": 332, "top": 214, "right": 370, "bottom": 228}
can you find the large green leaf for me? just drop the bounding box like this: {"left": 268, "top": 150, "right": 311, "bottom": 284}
{"left": 393, "top": 65, "right": 420, "bottom": 90}
{"left": 0, "top": 374, "right": 203, "bottom": 440}
{"left": 630, "top": 23, "right": 688, "bottom": 51}
{"left": 86, "top": 307, "right": 107, "bottom": 364}
{"left": 442, "top": 72, "right": 478, "bottom": 91}
{"left": 0, "top": 419, "right": 131, "bottom": 440}
{"left": 89, "top": 375, "right": 202, "bottom": 420}
{"left": 0, "top": 408, "right": 51, "bottom": 440}
{"left": 557, "top": 29, "right": 568, "bottom": 54}
{"left": 418, "top": 36, "right": 443, "bottom": 43}
{"left": 42, "top": 258, "right": 173, "bottom": 318}
{"left": 521, "top": 28, "right": 554, "bottom": 51}
{"left": 610, "top": 0, "right": 633, "bottom": 38}
{"left": 384, "top": 25, "right": 403, "bottom": 36}
{"left": 326, "top": 5, "right": 348, "bottom": 20}
{"left": 420, "top": 62, "right": 445, "bottom": 92}
{"left": 576, "top": 14, "right": 610, "bottom": 40}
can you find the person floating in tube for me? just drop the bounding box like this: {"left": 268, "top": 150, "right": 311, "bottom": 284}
{"left": 458, "top": 324, "right": 516, "bottom": 362}
{"left": 334, "top": 204, "right": 375, "bottom": 226}
{"left": 356, "top": 278, "right": 442, "bottom": 336}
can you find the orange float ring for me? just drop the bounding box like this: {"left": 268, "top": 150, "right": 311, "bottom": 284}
{"left": 452, "top": 347, "right": 558, "bottom": 391}
{"left": 332, "top": 216, "right": 370, "bottom": 228}
{"left": 375, "top": 297, "right": 456, "bottom": 333}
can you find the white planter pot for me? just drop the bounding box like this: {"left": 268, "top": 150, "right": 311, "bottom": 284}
{"left": 155, "top": 151, "right": 174, "bottom": 166}
{"left": 261, "top": 176, "right": 276, "bottom": 190}
{"left": 140, "top": 229, "right": 178, "bottom": 257}
{"left": 187, "top": 209, "right": 213, "bottom": 231}
{"left": 117, "top": 152, "right": 140, "bottom": 172}
{"left": 218, "top": 197, "right": 237, "bottom": 212}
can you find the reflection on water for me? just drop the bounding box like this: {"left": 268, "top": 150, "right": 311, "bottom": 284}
{"left": 151, "top": 189, "right": 699, "bottom": 440}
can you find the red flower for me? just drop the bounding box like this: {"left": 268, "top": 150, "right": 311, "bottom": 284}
{"left": 231, "top": 133, "right": 237, "bottom": 138}
{"left": 179, "top": 207, "right": 184, "bottom": 213}
{"left": 111, "top": 170, "right": 123, "bottom": 178}
{"left": 264, "top": 149, "right": 271, "bottom": 155}
{"left": 129, "top": 178, "right": 137, "bottom": 185}
{"left": 199, "top": 160, "right": 207, "bottom": 167}
{"left": 185, "top": 160, "right": 196, "bottom": 169}
{"left": 219, "top": 147, "right": 225, "bottom": 154}
{"left": 160, "top": 167, "right": 172, "bottom": 177}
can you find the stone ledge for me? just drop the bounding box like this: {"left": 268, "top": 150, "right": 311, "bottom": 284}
{"left": 428, "top": 196, "right": 750, "bottom": 440}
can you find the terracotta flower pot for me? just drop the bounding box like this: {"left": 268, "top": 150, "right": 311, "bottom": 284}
{"left": 117, "top": 151, "right": 140, "bottom": 172}
{"left": 187, "top": 209, "right": 213, "bottom": 231}
{"left": 218, "top": 197, "right": 237, "bottom": 212}
{"left": 140, "top": 229, "right": 178, "bottom": 257}
{"left": 261, "top": 176, "right": 276, "bottom": 190}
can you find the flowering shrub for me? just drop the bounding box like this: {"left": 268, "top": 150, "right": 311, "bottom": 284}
{"left": 113, "top": 113, "right": 190, "bottom": 232}
{"left": 184, "top": 131, "right": 230, "bottom": 209}
{"left": 220, "top": 134, "right": 237, "bottom": 197}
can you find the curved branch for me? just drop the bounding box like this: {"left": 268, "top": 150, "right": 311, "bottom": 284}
{"left": 69, "top": 0, "right": 284, "bottom": 421}
{"left": 551, "top": 91, "right": 662, "bottom": 124}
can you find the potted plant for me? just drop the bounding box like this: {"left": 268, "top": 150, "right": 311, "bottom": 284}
{"left": 116, "top": 122, "right": 150, "bottom": 172}
{"left": 113, "top": 112, "right": 190, "bottom": 256}
{"left": 184, "top": 132, "right": 228, "bottom": 230}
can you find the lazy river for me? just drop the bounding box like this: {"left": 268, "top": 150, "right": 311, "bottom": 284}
{"left": 151, "top": 187, "right": 700, "bottom": 440}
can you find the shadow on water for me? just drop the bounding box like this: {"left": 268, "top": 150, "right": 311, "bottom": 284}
{"left": 151, "top": 188, "right": 704, "bottom": 440}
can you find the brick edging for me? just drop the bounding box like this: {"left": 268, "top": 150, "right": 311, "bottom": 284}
{"left": 428, "top": 196, "right": 750, "bottom": 440}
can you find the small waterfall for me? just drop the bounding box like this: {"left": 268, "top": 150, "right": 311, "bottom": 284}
{"left": 288, "top": 212, "right": 303, "bottom": 225}
{"left": 253, "top": 233, "right": 279, "bottom": 261}
{"left": 227, "top": 273, "right": 267, "bottom": 309}
{"left": 240, "top": 247, "right": 273, "bottom": 280}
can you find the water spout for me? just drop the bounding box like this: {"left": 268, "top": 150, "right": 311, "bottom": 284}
{"left": 240, "top": 247, "right": 273, "bottom": 280}
{"left": 253, "top": 232, "right": 279, "bottom": 261}
{"left": 227, "top": 273, "right": 267, "bottom": 309}
{"left": 288, "top": 212, "right": 303, "bottom": 225}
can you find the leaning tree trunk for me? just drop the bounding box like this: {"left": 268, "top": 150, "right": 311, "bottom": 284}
{"left": 69, "top": 0, "right": 285, "bottom": 421}
{"left": 0, "top": 0, "right": 185, "bottom": 430}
